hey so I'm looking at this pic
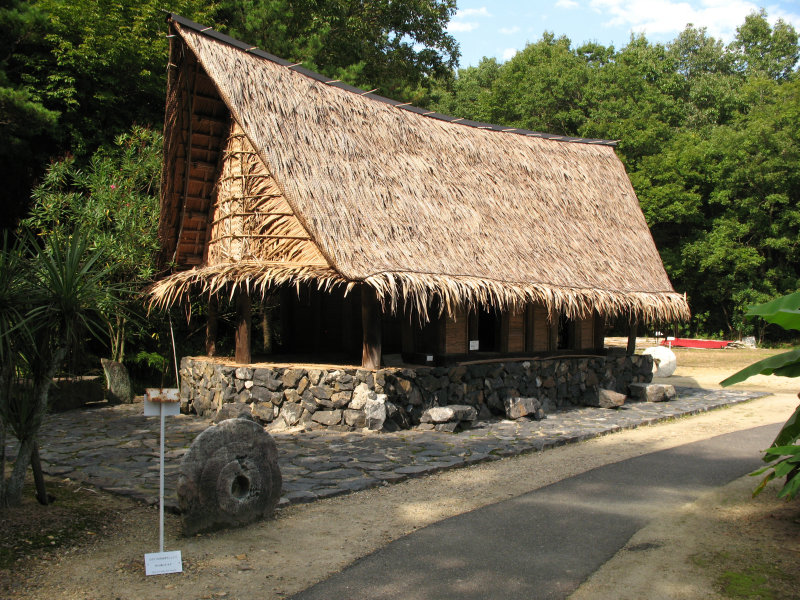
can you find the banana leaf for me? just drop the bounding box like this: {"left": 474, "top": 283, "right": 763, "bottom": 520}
{"left": 720, "top": 348, "right": 800, "bottom": 386}
{"left": 745, "top": 290, "right": 800, "bottom": 331}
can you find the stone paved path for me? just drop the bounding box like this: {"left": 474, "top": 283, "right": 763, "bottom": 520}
{"left": 8, "top": 387, "right": 764, "bottom": 511}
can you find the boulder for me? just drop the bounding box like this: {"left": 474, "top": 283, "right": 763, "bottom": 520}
{"left": 213, "top": 403, "right": 254, "bottom": 423}
{"left": 281, "top": 403, "right": 303, "bottom": 427}
{"left": 311, "top": 409, "right": 343, "bottom": 426}
{"left": 364, "top": 395, "right": 388, "bottom": 431}
{"left": 349, "top": 382, "right": 375, "bottom": 410}
{"left": 629, "top": 383, "right": 676, "bottom": 403}
{"left": 343, "top": 409, "right": 366, "bottom": 428}
{"left": 504, "top": 397, "right": 546, "bottom": 420}
{"left": 100, "top": 358, "right": 133, "bottom": 404}
{"left": 177, "top": 419, "right": 282, "bottom": 535}
{"left": 597, "top": 389, "right": 626, "bottom": 408}
{"left": 419, "top": 404, "right": 477, "bottom": 433}
{"left": 250, "top": 402, "right": 275, "bottom": 423}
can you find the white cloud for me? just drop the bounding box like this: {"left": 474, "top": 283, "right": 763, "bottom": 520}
{"left": 448, "top": 6, "right": 492, "bottom": 34}
{"left": 588, "top": 0, "right": 800, "bottom": 42}
{"left": 457, "top": 7, "right": 492, "bottom": 18}
{"left": 556, "top": 0, "right": 580, "bottom": 8}
{"left": 448, "top": 21, "right": 480, "bottom": 32}
{"left": 502, "top": 47, "right": 519, "bottom": 60}
{"left": 500, "top": 26, "right": 521, "bottom": 35}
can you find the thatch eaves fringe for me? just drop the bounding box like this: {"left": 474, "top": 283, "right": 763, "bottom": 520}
{"left": 148, "top": 262, "right": 347, "bottom": 310}
{"left": 364, "top": 271, "right": 690, "bottom": 323}
{"left": 149, "top": 262, "right": 690, "bottom": 324}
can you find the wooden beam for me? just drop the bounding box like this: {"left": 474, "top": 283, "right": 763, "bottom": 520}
{"left": 206, "top": 295, "right": 218, "bottom": 357}
{"left": 361, "top": 286, "right": 382, "bottom": 370}
{"left": 235, "top": 291, "right": 252, "bottom": 364}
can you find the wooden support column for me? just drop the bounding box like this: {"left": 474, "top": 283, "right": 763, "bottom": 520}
{"left": 626, "top": 317, "right": 638, "bottom": 355}
{"left": 593, "top": 311, "right": 605, "bottom": 352}
{"left": 205, "top": 295, "right": 218, "bottom": 357}
{"left": 235, "top": 291, "right": 252, "bottom": 364}
{"left": 361, "top": 286, "right": 382, "bottom": 370}
{"left": 525, "top": 304, "right": 535, "bottom": 352}
{"left": 548, "top": 308, "right": 559, "bottom": 351}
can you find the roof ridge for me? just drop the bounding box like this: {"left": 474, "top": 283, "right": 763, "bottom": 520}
{"left": 165, "top": 12, "right": 618, "bottom": 147}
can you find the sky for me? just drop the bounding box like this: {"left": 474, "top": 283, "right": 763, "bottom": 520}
{"left": 447, "top": 0, "right": 800, "bottom": 67}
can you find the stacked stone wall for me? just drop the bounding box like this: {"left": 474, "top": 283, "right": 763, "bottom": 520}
{"left": 180, "top": 354, "right": 653, "bottom": 431}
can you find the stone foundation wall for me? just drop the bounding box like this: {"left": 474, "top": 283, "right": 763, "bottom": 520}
{"left": 180, "top": 354, "right": 653, "bottom": 432}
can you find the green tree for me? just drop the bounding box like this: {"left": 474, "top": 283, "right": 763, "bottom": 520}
{"left": 216, "top": 0, "right": 460, "bottom": 103}
{"left": 0, "top": 0, "right": 59, "bottom": 229}
{"left": 667, "top": 25, "right": 743, "bottom": 127}
{"left": 27, "top": 0, "right": 216, "bottom": 156}
{"left": 730, "top": 9, "right": 799, "bottom": 81}
{"left": 488, "top": 33, "right": 589, "bottom": 134}
{"left": 430, "top": 57, "right": 501, "bottom": 123}
{"left": 581, "top": 35, "right": 685, "bottom": 167}
{"left": 23, "top": 126, "right": 163, "bottom": 363}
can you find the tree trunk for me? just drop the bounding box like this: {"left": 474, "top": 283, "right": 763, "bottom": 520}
{"left": 4, "top": 344, "right": 67, "bottom": 507}
{"left": 30, "top": 442, "right": 48, "bottom": 505}
{"left": 0, "top": 415, "right": 6, "bottom": 507}
{"left": 5, "top": 436, "right": 34, "bottom": 506}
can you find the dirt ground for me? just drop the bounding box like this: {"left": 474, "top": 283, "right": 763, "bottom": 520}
{"left": 1, "top": 345, "right": 799, "bottom": 600}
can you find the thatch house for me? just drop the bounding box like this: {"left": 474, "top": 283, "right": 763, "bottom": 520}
{"left": 152, "top": 14, "right": 689, "bottom": 370}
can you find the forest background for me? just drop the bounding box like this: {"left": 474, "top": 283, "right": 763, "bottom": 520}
{"left": 1, "top": 0, "right": 798, "bottom": 365}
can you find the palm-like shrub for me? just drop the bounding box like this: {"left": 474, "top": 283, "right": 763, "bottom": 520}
{"left": 0, "top": 233, "right": 120, "bottom": 507}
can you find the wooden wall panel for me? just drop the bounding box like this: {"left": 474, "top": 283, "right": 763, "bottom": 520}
{"left": 445, "top": 307, "right": 468, "bottom": 354}
{"left": 507, "top": 312, "right": 524, "bottom": 352}
{"left": 579, "top": 316, "right": 594, "bottom": 350}
{"left": 532, "top": 306, "right": 550, "bottom": 352}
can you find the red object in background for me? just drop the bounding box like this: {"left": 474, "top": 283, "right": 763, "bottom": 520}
{"left": 661, "top": 338, "right": 731, "bottom": 349}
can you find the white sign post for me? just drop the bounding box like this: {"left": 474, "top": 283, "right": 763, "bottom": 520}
{"left": 143, "top": 388, "right": 183, "bottom": 576}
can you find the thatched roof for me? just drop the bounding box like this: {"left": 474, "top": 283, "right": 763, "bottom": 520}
{"left": 153, "top": 14, "right": 689, "bottom": 323}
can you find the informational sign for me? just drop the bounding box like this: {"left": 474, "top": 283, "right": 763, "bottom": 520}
{"left": 145, "top": 550, "right": 183, "bottom": 576}
{"left": 144, "top": 387, "right": 180, "bottom": 416}
{"left": 426, "top": 355, "right": 434, "bottom": 362}
{"left": 469, "top": 340, "right": 479, "bottom": 351}
{"left": 144, "top": 388, "right": 182, "bottom": 575}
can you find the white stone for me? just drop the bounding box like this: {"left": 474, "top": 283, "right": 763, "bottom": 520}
{"left": 350, "top": 382, "right": 376, "bottom": 410}
{"left": 364, "top": 395, "right": 387, "bottom": 430}
{"left": 643, "top": 346, "right": 677, "bottom": 377}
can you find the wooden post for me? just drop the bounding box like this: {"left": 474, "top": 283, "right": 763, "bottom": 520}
{"left": 548, "top": 308, "right": 559, "bottom": 351}
{"left": 206, "top": 295, "right": 218, "bottom": 357}
{"left": 626, "top": 317, "right": 638, "bottom": 355}
{"left": 593, "top": 311, "right": 605, "bottom": 352}
{"left": 361, "top": 286, "right": 382, "bottom": 370}
{"left": 235, "top": 291, "right": 252, "bottom": 364}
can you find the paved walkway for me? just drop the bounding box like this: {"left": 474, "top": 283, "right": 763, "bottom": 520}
{"left": 11, "top": 387, "right": 764, "bottom": 510}
{"left": 291, "top": 424, "right": 779, "bottom": 600}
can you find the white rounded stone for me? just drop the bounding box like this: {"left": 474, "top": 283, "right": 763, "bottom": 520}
{"left": 643, "top": 346, "right": 677, "bottom": 377}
